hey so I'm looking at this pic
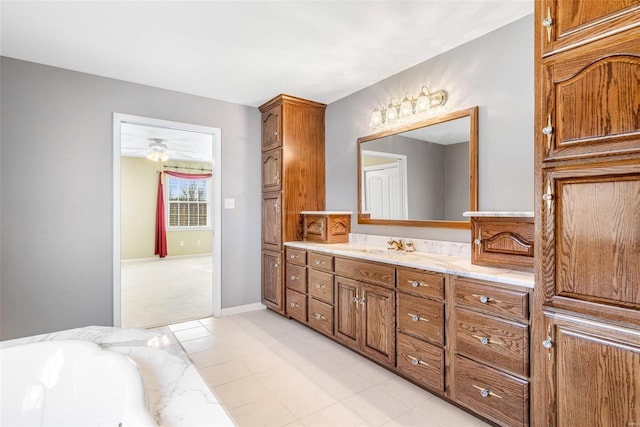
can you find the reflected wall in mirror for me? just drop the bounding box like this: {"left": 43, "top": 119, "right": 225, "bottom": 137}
{"left": 358, "top": 106, "right": 478, "bottom": 229}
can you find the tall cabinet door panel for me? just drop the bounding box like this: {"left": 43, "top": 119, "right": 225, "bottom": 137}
{"left": 262, "top": 251, "right": 283, "bottom": 312}
{"left": 262, "top": 192, "right": 282, "bottom": 252}
{"left": 540, "top": 311, "right": 640, "bottom": 427}
{"left": 539, "top": 0, "right": 640, "bottom": 56}
{"left": 361, "top": 283, "right": 395, "bottom": 366}
{"left": 262, "top": 149, "right": 282, "bottom": 192}
{"left": 540, "top": 163, "right": 640, "bottom": 324}
{"left": 335, "top": 276, "right": 360, "bottom": 348}
{"left": 540, "top": 29, "right": 640, "bottom": 162}
{"left": 262, "top": 104, "right": 281, "bottom": 151}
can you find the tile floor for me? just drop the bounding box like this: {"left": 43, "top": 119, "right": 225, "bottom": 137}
{"left": 121, "top": 255, "right": 213, "bottom": 328}
{"left": 166, "top": 309, "right": 492, "bottom": 427}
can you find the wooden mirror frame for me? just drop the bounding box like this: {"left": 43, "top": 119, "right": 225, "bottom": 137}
{"left": 357, "top": 106, "right": 478, "bottom": 229}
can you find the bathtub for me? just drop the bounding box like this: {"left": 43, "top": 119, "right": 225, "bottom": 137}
{"left": 1, "top": 340, "right": 156, "bottom": 426}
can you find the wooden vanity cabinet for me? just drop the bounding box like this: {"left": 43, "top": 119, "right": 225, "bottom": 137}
{"left": 306, "top": 251, "right": 335, "bottom": 336}
{"left": 396, "top": 266, "right": 446, "bottom": 394}
{"left": 260, "top": 95, "right": 326, "bottom": 314}
{"left": 334, "top": 258, "right": 396, "bottom": 367}
{"left": 450, "top": 276, "right": 531, "bottom": 427}
{"left": 534, "top": 2, "right": 640, "bottom": 426}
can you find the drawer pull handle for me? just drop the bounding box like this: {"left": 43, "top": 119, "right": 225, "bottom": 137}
{"left": 314, "top": 283, "right": 326, "bottom": 289}
{"left": 408, "top": 313, "right": 428, "bottom": 323}
{"left": 290, "top": 254, "right": 299, "bottom": 259}
{"left": 313, "top": 313, "right": 326, "bottom": 321}
{"left": 472, "top": 294, "right": 502, "bottom": 304}
{"left": 472, "top": 385, "right": 503, "bottom": 399}
{"left": 290, "top": 275, "right": 298, "bottom": 281}
{"left": 314, "top": 260, "right": 326, "bottom": 265}
{"left": 408, "top": 280, "right": 428, "bottom": 288}
{"left": 405, "top": 354, "right": 429, "bottom": 367}
{"left": 472, "top": 334, "right": 504, "bottom": 348}
{"left": 290, "top": 302, "right": 299, "bottom": 308}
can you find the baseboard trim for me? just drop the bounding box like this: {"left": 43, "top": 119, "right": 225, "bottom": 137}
{"left": 220, "top": 303, "right": 267, "bottom": 317}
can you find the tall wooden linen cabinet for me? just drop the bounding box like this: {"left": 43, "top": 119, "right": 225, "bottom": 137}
{"left": 532, "top": 2, "right": 640, "bottom": 426}
{"left": 260, "top": 95, "right": 326, "bottom": 314}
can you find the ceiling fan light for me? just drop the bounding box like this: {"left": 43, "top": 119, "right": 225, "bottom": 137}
{"left": 159, "top": 151, "right": 170, "bottom": 162}
{"left": 147, "top": 151, "right": 160, "bottom": 161}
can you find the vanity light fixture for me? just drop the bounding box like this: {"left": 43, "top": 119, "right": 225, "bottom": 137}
{"left": 369, "top": 86, "right": 447, "bottom": 128}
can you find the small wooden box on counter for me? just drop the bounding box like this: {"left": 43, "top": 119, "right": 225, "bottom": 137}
{"left": 301, "top": 211, "right": 351, "bottom": 244}
{"left": 463, "top": 212, "right": 534, "bottom": 272}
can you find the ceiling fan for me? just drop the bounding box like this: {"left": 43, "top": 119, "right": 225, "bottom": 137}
{"left": 121, "top": 138, "right": 201, "bottom": 162}
{"left": 146, "top": 138, "right": 170, "bottom": 162}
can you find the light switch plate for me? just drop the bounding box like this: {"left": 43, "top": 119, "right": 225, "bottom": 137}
{"left": 224, "top": 198, "right": 235, "bottom": 209}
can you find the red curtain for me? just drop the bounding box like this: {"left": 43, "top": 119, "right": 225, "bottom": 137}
{"left": 155, "top": 172, "right": 167, "bottom": 258}
{"left": 154, "top": 170, "right": 213, "bottom": 258}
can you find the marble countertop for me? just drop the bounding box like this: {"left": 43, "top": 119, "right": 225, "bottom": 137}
{"left": 301, "top": 210, "right": 353, "bottom": 215}
{"left": 285, "top": 241, "right": 534, "bottom": 288}
{"left": 0, "top": 326, "right": 235, "bottom": 427}
{"left": 463, "top": 211, "right": 534, "bottom": 217}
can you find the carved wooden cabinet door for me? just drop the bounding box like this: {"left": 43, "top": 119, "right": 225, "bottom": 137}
{"left": 262, "top": 148, "right": 282, "bottom": 193}
{"left": 261, "top": 192, "right": 282, "bottom": 252}
{"left": 334, "top": 276, "right": 359, "bottom": 349}
{"left": 533, "top": 1, "right": 640, "bottom": 425}
{"left": 262, "top": 251, "right": 282, "bottom": 312}
{"left": 361, "top": 283, "right": 395, "bottom": 366}
{"left": 261, "top": 104, "right": 281, "bottom": 151}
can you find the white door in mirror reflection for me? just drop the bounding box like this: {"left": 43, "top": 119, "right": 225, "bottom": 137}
{"left": 362, "top": 150, "right": 408, "bottom": 220}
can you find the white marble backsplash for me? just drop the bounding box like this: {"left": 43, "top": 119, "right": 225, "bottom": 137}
{"left": 349, "top": 233, "right": 471, "bottom": 257}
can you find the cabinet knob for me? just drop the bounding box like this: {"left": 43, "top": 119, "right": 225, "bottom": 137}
{"left": 290, "top": 254, "right": 297, "bottom": 259}
{"left": 542, "top": 337, "right": 553, "bottom": 349}
{"left": 479, "top": 295, "right": 489, "bottom": 304}
{"left": 473, "top": 238, "right": 482, "bottom": 246}
{"left": 289, "top": 275, "right": 298, "bottom": 281}
{"left": 411, "top": 357, "right": 420, "bottom": 366}
{"left": 480, "top": 337, "right": 489, "bottom": 345}
{"left": 542, "top": 125, "right": 553, "bottom": 135}
{"left": 407, "top": 313, "right": 428, "bottom": 322}
{"left": 408, "top": 280, "right": 428, "bottom": 288}
{"left": 542, "top": 193, "right": 554, "bottom": 201}
{"left": 314, "top": 283, "right": 325, "bottom": 289}
{"left": 290, "top": 302, "right": 298, "bottom": 308}
{"left": 352, "top": 296, "right": 359, "bottom": 303}
{"left": 314, "top": 313, "right": 325, "bottom": 320}
{"left": 542, "top": 17, "right": 553, "bottom": 28}
{"left": 412, "top": 314, "right": 420, "bottom": 322}
{"left": 406, "top": 354, "right": 429, "bottom": 367}
{"left": 472, "top": 384, "right": 502, "bottom": 399}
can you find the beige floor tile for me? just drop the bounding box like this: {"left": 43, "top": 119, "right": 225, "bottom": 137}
{"left": 168, "top": 319, "right": 203, "bottom": 332}
{"left": 229, "top": 395, "right": 297, "bottom": 427}
{"left": 199, "top": 359, "right": 252, "bottom": 387}
{"left": 275, "top": 383, "right": 338, "bottom": 419}
{"left": 212, "top": 376, "right": 274, "bottom": 410}
{"left": 188, "top": 347, "right": 237, "bottom": 369}
{"left": 312, "top": 366, "right": 374, "bottom": 400}
{"left": 377, "top": 377, "right": 436, "bottom": 408}
{"left": 239, "top": 350, "right": 286, "bottom": 374}
{"left": 413, "top": 396, "right": 479, "bottom": 427}
{"left": 299, "top": 402, "right": 372, "bottom": 427}
{"left": 172, "top": 325, "right": 212, "bottom": 342}
{"left": 351, "top": 359, "right": 397, "bottom": 385}
{"left": 255, "top": 365, "right": 312, "bottom": 394}
{"left": 342, "top": 387, "right": 412, "bottom": 426}
{"left": 179, "top": 335, "right": 217, "bottom": 354}
{"left": 380, "top": 408, "right": 444, "bottom": 427}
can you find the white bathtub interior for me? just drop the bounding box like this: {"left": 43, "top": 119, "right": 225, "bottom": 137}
{"left": 0, "top": 340, "right": 155, "bottom": 426}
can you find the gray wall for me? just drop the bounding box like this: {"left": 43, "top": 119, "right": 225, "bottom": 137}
{"left": 0, "top": 57, "right": 261, "bottom": 339}
{"left": 326, "top": 15, "right": 534, "bottom": 242}
{"left": 444, "top": 141, "right": 470, "bottom": 221}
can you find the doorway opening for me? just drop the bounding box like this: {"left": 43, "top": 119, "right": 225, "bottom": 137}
{"left": 113, "top": 114, "right": 222, "bottom": 327}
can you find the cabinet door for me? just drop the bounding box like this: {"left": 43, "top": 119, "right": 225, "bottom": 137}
{"left": 361, "top": 283, "right": 396, "bottom": 366}
{"left": 262, "top": 148, "right": 282, "bottom": 192}
{"left": 540, "top": 29, "right": 640, "bottom": 162}
{"left": 540, "top": 164, "right": 640, "bottom": 324}
{"left": 261, "top": 192, "right": 282, "bottom": 251}
{"left": 261, "top": 104, "right": 281, "bottom": 151}
{"left": 539, "top": 312, "right": 640, "bottom": 426}
{"left": 262, "top": 250, "right": 283, "bottom": 313}
{"left": 538, "top": 0, "right": 640, "bottom": 56}
{"left": 334, "top": 276, "right": 359, "bottom": 349}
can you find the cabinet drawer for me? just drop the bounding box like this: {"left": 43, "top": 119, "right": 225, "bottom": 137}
{"left": 397, "top": 333, "right": 444, "bottom": 393}
{"left": 455, "top": 308, "right": 529, "bottom": 377}
{"left": 308, "top": 252, "right": 334, "bottom": 272}
{"left": 286, "top": 289, "right": 307, "bottom": 323}
{"left": 308, "top": 269, "right": 334, "bottom": 304}
{"left": 285, "top": 263, "right": 307, "bottom": 293}
{"left": 285, "top": 247, "right": 306, "bottom": 266}
{"left": 308, "top": 298, "right": 333, "bottom": 336}
{"left": 397, "top": 267, "right": 444, "bottom": 300}
{"left": 397, "top": 293, "right": 444, "bottom": 345}
{"left": 454, "top": 277, "right": 529, "bottom": 321}
{"left": 453, "top": 355, "right": 529, "bottom": 427}
{"left": 335, "top": 257, "right": 395, "bottom": 288}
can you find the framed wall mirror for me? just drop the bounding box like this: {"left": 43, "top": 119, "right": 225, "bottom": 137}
{"left": 358, "top": 106, "right": 478, "bottom": 229}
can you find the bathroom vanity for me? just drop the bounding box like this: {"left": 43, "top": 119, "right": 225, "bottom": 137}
{"left": 284, "top": 236, "right": 533, "bottom": 427}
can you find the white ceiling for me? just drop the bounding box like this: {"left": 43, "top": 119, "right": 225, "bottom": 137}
{"left": 0, "top": 0, "right": 533, "bottom": 108}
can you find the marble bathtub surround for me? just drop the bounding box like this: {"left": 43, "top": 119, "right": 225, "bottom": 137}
{"left": 286, "top": 239, "right": 533, "bottom": 288}
{"left": 349, "top": 233, "right": 472, "bottom": 258}
{"left": 0, "top": 326, "right": 235, "bottom": 427}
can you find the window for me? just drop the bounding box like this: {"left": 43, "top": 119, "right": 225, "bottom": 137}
{"left": 166, "top": 176, "right": 210, "bottom": 228}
